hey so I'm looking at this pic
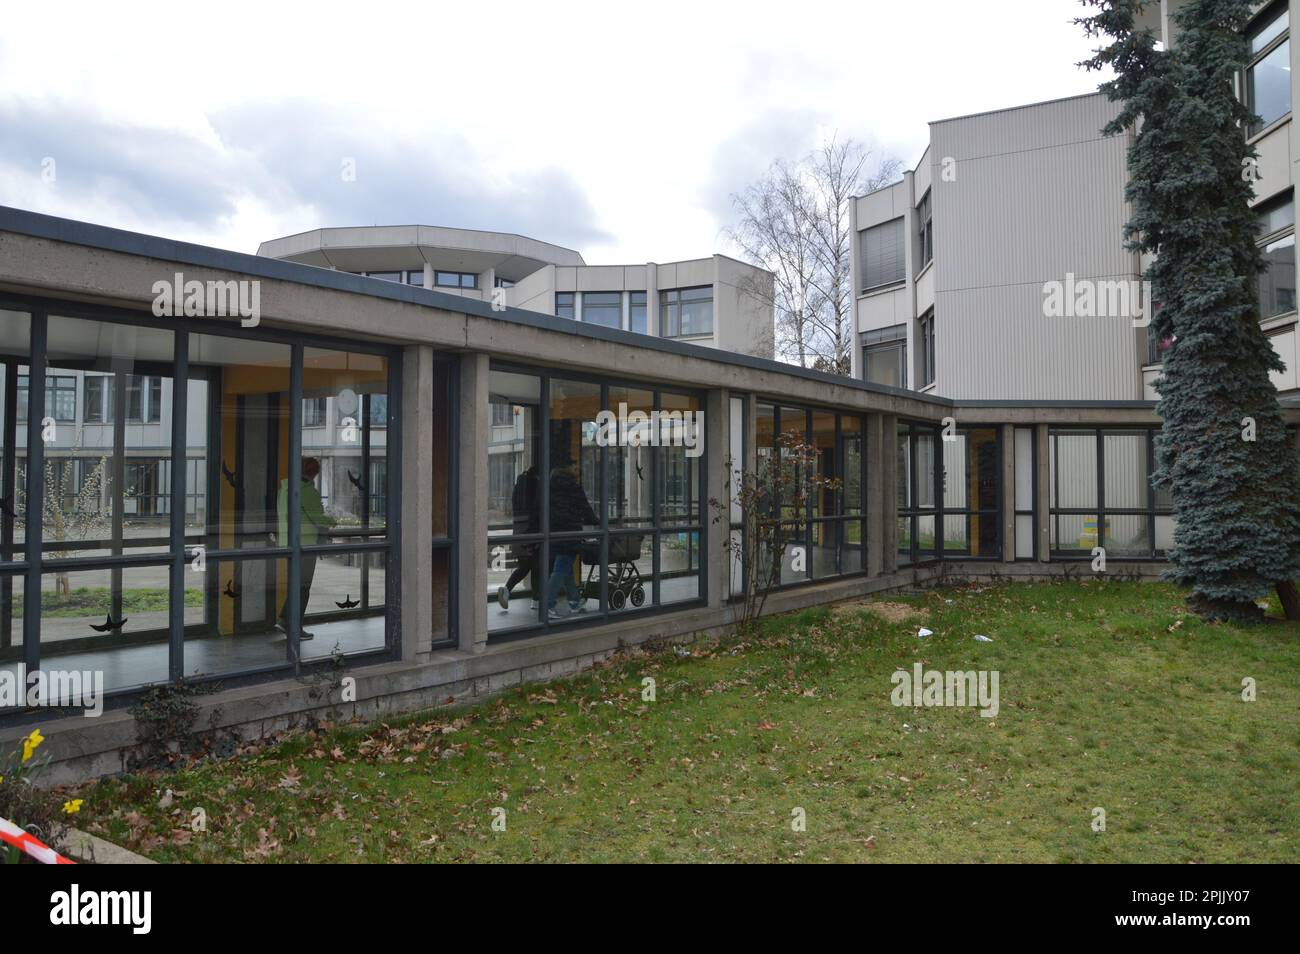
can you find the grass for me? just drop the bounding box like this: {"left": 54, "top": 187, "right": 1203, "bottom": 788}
{"left": 71, "top": 579, "right": 1300, "bottom": 863}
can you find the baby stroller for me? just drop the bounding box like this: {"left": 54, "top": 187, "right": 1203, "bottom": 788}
{"left": 578, "top": 535, "right": 647, "bottom": 611}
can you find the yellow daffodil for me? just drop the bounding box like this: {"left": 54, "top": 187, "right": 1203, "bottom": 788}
{"left": 62, "top": 799, "right": 83, "bottom": 815}
{"left": 21, "top": 729, "right": 44, "bottom": 763}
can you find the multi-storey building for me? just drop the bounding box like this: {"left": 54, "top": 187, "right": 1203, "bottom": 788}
{"left": 851, "top": 0, "right": 1298, "bottom": 401}
{"left": 258, "top": 225, "right": 774, "bottom": 358}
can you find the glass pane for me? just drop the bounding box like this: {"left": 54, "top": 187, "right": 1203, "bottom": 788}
{"left": 897, "top": 425, "right": 912, "bottom": 510}
{"left": 0, "top": 311, "right": 31, "bottom": 555}
{"left": 659, "top": 391, "right": 702, "bottom": 527}
{"left": 487, "top": 368, "right": 542, "bottom": 630}
{"left": 544, "top": 536, "right": 598, "bottom": 623}
{"left": 1014, "top": 427, "right": 1034, "bottom": 510}
{"left": 841, "top": 415, "right": 863, "bottom": 516}
{"left": 657, "top": 531, "right": 699, "bottom": 604}
{"left": 488, "top": 369, "right": 542, "bottom": 534}
{"left": 602, "top": 532, "right": 651, "bottom": 613}
{"left": 1249, "top": 38, "right": 1290, "bottom": 132}
{"left": 1050, "top": 430, "right": 1097, "bottom": 509}
{"left": 916, "top": 431, "right": 937, "bottom": 510}
{"left": 489, "top": 535, "right": 543, "bottom": 632}
{"left": 1259, "top": 234, "right": 1295, "bottom": 318}
{"left": 840, "top": 520, "right": 864, "bottom": 574}
{"left": 431, "top": 357, "right": 454, "bottom": 539}
{"left": 0, "top": 572, "right": 22, "bottom": 669}
{"left": 1250, "top": 8, "right": 1288, "bottom": 55}
{"left": 607, "top": 385, "right": 654, "bottom": 528}
{"left": 187, "top": 334, "right": 291, "bottom": 550}
{"left": 943, "top": 513, "right": 969, "bottom": 555}
{"left": 955, "top": 428, "right": 1000, "bottom": 520}
{"left": 39, "top": 564, "right": 171, "bottom": 694}
{"left": 1106, "top": 514, "right": 1151, "bottom": 558}
{"left": 810, "top": 520, "right": 840, "bottom": 579}
{"left": 300, "top": 549, "right": 387, "bottom": 659}
{"left": 581, "top": 292, "right": 622, "bottom": 329}
{"left": 678, "top": 289, "right": 713, "bottom": 336}
{"left": 1103, "top": 431, "right": 1148, "bottom": 510}
{"left": 1155, "top": 514, "right": 1176, "bottom": 553}
{"left": 897, "top": 515, "right": 913, "bottom": 565}
{"left": 756, "top": 403, "right": 777, "bottom": 510}
{"left": 779, "top": 523, "right": 807, "bottom": 584}
{"left": 916, "top": 513, "right": 936, "bottom": 559}
{"left": 629, "top": 292, "right": 647, "bottom": 334}
{"left": 1051, "top": 513, "right": 1100, "bottom": 553}
{"left": 303, "top": 347, "right": 390, "bottom": 534}
{"left": 810, "top": 410, "right": 836, "bottom": 520}
{"left": 1015, "top": 513, "right": 1034, "bottom": 559}
{"left": 184, "top": 555, "right": 289, "bottom": 679}
{"left": 43, "top": 316, "right": 175, "bottom": 560}
{"left": 548, "top": 378, "right": 600, "bottom": 530}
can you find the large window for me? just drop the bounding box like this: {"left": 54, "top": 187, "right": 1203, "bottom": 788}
{"left": 916, "top": 191, "right": 933, "bottom": 272}
{"left": 918, "top": 311, "right": 936, "bottom": 387}
{"left": 0, "top": 301, "right": 402, "bottom": 708}
{"left": 435, "top": 271, "right": 478, "bottom": 289}
{"left": 1245, "top": 5, "right": 1290, "bottom": 135}
{"left": 660, "top": 287, "right": 713, "bottom": 338}
{"left": 859, "top": 217, "right": 905, "bottom": 291}
{"left": 486, "top": 364, "right": 705, "bottom": 636}
{"left": 1049, "top": 428, "right": 1170, "bottom": 559}
{"left": 753, "top": 402, "right": 866, "bottom": 588}
{"left": 898, "top": 421, "right": 1001, "bottom": 565}
{"left": 629, "top": 291, "right": 647, "bottom": 334}
{"left": 580, "top": 292, "right": 623, "bottom": 329}
{"left": 1258, "top": 193, "right": 1296, "bottom": 319}
{"left": 862, "top": 325, "right": 907, "bottom": 388}
{"left": 555, "top": 292, "right": 575, "bottom": 320}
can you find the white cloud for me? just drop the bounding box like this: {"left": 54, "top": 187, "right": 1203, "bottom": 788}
{"left": 0, "top": 0, "right": 1110, "bottom": 262}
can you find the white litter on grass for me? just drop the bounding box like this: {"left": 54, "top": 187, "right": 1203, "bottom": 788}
{"left": 973, "top": 634, "right": 993, "bottom": 643}
{"left": 917, "top": 627, "right": 933, "bottom": 639}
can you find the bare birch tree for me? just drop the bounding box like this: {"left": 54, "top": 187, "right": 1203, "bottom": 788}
{"left": 727, "top": 135, "right": 901, "bottom": 372}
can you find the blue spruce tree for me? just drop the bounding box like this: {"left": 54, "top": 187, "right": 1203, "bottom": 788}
{"left": 1080, "top": 0, "right": 1300, "bottom": 620}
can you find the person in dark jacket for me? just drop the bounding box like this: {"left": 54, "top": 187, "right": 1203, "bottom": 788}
{"left": 546, "top": 461, "right": 597, "bottom": 618}
{"left": 497, "top": 465, "right": 540, "bottom": 610}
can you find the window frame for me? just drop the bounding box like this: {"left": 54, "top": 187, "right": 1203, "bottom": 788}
{"left": 1244, "top": 3, "right": 1291, "bottom": 137}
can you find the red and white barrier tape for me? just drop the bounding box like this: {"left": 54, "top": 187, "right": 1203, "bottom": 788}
{"left": 0, "top": 815, "right": 75, "bottom": 864}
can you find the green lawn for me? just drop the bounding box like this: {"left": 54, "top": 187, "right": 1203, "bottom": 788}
{"left": 74, "top": 580, "right": 1300, "bottom": 862}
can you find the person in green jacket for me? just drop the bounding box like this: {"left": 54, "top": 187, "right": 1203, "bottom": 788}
{"left": 277, "top": 457, "right": 337, "bottom": 639}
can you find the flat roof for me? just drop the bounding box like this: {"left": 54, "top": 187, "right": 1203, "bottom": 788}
{"left": 0, "top": 204, "right": 946, "bottom": 407}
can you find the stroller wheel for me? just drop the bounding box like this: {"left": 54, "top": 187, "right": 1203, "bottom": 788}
{"left": 610, "top": 589, "right": 627, "bottom": 611}
{"left": 630, "top": 586, "right": 646, "bottom": 607}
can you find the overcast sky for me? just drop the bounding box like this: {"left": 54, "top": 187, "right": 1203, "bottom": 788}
{"left": 0, "top": 0, "right": 1112, "bottom": 264}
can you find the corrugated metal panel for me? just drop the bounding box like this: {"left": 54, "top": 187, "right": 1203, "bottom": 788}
{"left": 928, "top": 93, "right": 1142, "bottom": 399}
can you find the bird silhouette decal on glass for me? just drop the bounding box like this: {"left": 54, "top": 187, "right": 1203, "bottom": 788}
{"left": 347, "top": 470, "right": 365, "bottom": 493}
{"left": 221, "top": 459, "right": 238, "bottom": 489}
{"left": 224, "top": 581, "right": 241, "bottom": 599}
{"left": 90, "top": 615, "right": 127, "bottom": 633}
{"left": 336, "top": 594, "right": 360, "bottom": 609}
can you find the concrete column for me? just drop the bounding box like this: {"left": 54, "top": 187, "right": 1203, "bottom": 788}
{"left": 1001, "top": 424, "right": 1016, "bottom": 562}
{"left": 865, "top": 413, "right": 885, "bottom": 576}
{"left": 646, "top": 263, "right": 659, "bottom": 338}
{"left": 877, "top": 413, "right": 898, "bottom": 574}
{"left": 423, "top": 262, "right": 434, "bottom": 291}
{"left": 401, "top": 345, "right": 435, "bottom": 661}
{"left": 484, "top": 267, "right": 496, "bottom": 301}
{"left": 706, "top": 388, "right": 728, "bottom": 609}
{"left": 459, "top": 352, "right": 490, "bottom": 652}
{"left": 1035, "top": 423, "right": 1051, "bottom": 563}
